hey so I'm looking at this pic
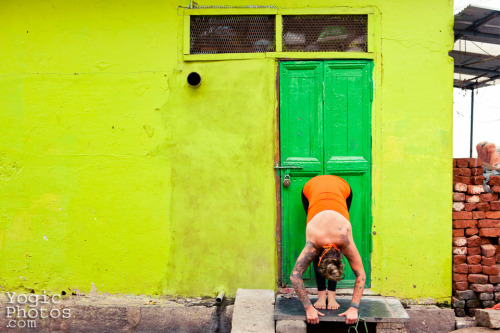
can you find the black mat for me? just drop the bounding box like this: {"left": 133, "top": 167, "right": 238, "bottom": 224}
{"left": 274, "top": 295, "right": 410, "bottom": 323}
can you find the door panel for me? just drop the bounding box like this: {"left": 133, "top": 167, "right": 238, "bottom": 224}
{"left": 280, "top": 62, "right": 324, "bottom": 285}
{"left": 323, "top": 61, "right": 372, "bottom": 286}
{"left": 280, "top": 60, "right": 373, "bottom": 288}
{"left": 324, "top": 62, "right": 371, "bottom": 174}
{"left": 280, "top": 61, "right": 323, "bottom": 175}
{"left": 281, "top": 176, "right": 314, "bottom": 284}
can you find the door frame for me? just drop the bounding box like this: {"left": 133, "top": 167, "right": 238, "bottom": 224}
{"left": 274, "top": 61, "right": 283, "bottom": 287}
{"left": 275, "top": 59, "right": 374, "bottom": 288}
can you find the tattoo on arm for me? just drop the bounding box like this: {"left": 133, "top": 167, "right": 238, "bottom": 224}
{"left": 340, "top": 228, "right": 352, "bottom": 256}
{"left": 351, "top": 268, "right": 365, "bottom": 308}
{"left": 290, "top": 241, "right": 320, "bottom": 309}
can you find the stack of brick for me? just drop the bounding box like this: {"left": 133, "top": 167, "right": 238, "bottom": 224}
{"left": 452, "top": 157, "right": 500, "bottom": 317}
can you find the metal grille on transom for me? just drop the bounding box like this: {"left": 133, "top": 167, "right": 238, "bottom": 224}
{"left": 282, "top": 15, "right": 367, "bottom": 52}
{"left": 190, "top": 15, "right": 276, "bottom": 54}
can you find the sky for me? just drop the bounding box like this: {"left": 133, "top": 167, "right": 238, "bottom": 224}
{"left": 453, "top": 0, "right": 500, "bottom": 157}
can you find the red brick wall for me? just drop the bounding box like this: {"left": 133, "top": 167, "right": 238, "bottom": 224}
{"left": 453, "top": 158, "right": 500, "bottom": 316}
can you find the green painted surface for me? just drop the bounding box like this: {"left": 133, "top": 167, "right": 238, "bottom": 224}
{"left": 0, "top": 0, "right": 453, "bottom": 301}
{"left": 280, "top": 61, "right": 372, "bottom": 288}
{"left": 280, "top": 61, "right": 324, "bottom": 286}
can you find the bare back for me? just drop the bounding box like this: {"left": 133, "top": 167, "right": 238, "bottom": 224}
{"left": 305, "top": 210, "right": 351, "bottom": 249}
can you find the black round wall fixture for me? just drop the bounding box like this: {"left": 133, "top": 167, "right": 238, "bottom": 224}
{"left": 187, "top": 72, "right": 201, "bottom": 87}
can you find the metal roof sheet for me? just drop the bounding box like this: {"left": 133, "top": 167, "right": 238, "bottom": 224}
{"left": 452, "top": 5, "right": 500, "bottom": 89}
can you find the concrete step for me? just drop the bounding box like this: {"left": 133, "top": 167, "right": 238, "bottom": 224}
{"left": 456, "top": 316, "right": 477, "bottom": 330}
{"left": 404, "top": 305, "right": 455, "bottom": 333}
{"left": 475, "top": 309, "right": 500, "bottom": 329}
{"left": 231, "top": 289, "right": 275, "bottom": 333}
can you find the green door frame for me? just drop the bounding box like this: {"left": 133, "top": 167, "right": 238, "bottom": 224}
{"left": 276, "top": 59, "right": 373, "bottom": 288}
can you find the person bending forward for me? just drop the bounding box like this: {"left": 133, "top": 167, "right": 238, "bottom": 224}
{"left": 290, "top": 175, "right": 366, "bottom": 325}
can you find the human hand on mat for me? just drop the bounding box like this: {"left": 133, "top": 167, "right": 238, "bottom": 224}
{"left": 306, "top": 305, "right": 324, "bottom": 324}
{"left": 339, "top": 307, "right": 358, "bottom": 324}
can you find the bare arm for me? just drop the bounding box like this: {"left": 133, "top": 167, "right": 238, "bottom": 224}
{"left": 339, "top": 227, "right": 366, "bottom": 324}
{"left": 290, "top": 241, "right": 325, "bottom": 324}
{"left": 290, "top": 241, "right": 321, "bottom": 309}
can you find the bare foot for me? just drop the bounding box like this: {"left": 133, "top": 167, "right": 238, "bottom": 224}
{"left": 327, "top": 292, "right": 340, "bottom": 310}
{"left": 314, "top": 290, "right": 327, "bottom": 309}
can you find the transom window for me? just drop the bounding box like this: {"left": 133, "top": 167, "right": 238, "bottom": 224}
{"left": 188, "top": 14, "right": 368, "bottom": 55}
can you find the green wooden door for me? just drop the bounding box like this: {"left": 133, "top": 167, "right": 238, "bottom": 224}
{"left": 280, "top": 60, "right": 373, "bottom": 288}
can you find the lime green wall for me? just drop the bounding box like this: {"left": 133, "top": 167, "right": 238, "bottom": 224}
{"left": 370, "top": 3, "right": 454, "bottom": 303}
{"left": 161, "top": 59, "right": 277, "bottom": 295}
{"left": 0, "top": 1, "right": 177, "bottom": 295}
{"left": 0, "top": 0, "right": 454, "bottom": 300}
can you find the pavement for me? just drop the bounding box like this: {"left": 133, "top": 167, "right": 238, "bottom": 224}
{"left": 0, "top": 293, "right": 232, "bottom": 333}
{"left": 1, "top": 289, "right": 498, "bottom": 332}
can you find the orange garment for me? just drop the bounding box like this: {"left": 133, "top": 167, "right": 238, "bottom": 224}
{"left": 303, "top": 175, "right": 351, "bottom": 223}
{"left": 487, "top": 303, "right": 500, "bottom": 310}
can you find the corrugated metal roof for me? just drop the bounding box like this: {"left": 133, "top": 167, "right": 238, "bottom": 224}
{"left": 452, "top": 5, "right": 500, "bottom": 89}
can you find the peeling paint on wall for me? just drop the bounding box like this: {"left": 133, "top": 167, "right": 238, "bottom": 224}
{"left": 0, "top": 154, "right": 22, "bottom": 182}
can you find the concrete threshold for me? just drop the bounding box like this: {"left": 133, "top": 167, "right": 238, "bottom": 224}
{"left": 279, "top": 287, "right": 378, "bottom": 296}
{"left": 231, "top": 289, "right": 275, "bottom": 333}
